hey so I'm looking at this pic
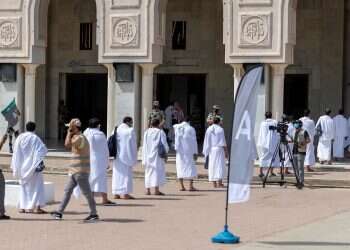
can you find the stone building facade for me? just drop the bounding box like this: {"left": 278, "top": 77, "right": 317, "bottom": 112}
{"left": 0, "top": 0, "right": 343, "bottom": 145}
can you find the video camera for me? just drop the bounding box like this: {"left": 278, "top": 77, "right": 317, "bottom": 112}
{"left": 269, "top": 121, "right": 289, "bottom": 136}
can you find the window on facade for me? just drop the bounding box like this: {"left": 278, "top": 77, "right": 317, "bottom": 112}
{"left": 114, "top": 63, "right": 134, "bottom": 83}
{"left": 80, "top": 23, "right": 93, "bottom": 50}
{"left": 0, "top": 64, "right": 16, "bottom": 82}
{"left": 172, "top": 21, "right": 186, "bottom": 50}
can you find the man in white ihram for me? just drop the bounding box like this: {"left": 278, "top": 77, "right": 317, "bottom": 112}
{"left": 257, "top": 111, "right": 279, "bottom": 178}
{"left": 203, "top": 117, "right": 228, "bottom": 188}
{"left": 333, "top": 109, "right": 348, "bottom": 161}
{"left": 316, "top": 108, "right": 335, "bottom": 165}
{"left": 142, "top": 118, "right": 169, "bottom": 195}
{"left": 113, "top": 117, "right": 137, "bottom": 200}
{"left": 174, "top": 116, "right": 198, "bottom": 191}
{"left": 300, "top": 109, "right": 316, "bottom": 172}
{"left": 83, "top": 118, "right": 114, "bottom": 205}
{"left": 11, "top": 122, "right": 48, "bottom": 214}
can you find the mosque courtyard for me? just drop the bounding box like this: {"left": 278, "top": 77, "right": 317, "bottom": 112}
{"left": 0, "top": 156, "right": 350, "bottom": 250}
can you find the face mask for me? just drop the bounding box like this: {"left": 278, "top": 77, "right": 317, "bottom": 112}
{"left": 294, "top": 124, "right": 301, "bottom": 129}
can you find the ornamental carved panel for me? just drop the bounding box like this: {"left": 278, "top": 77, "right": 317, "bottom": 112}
{"left": 0, "top": 18, "right": 21, "bottom": 49}
{"left": 239, "top": 14, "right": 271, "bottom": 48}
{"left": 111, "top": 16, "right": 139, "bottom": 48}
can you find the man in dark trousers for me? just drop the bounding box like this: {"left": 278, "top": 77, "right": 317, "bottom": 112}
{"left": 0, "top": 134, "right": 10, "bottom": 219}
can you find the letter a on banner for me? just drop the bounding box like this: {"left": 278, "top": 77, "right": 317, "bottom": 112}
{"left": 229, "top": 66, "right": 263, "bottom": 203}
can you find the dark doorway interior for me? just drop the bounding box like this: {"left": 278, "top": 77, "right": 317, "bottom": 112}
{"left": 66, "top": 73, "right": 108, "bottom": 133}
{"left": 156, "top": 74, "right": 206, "bottom": 141}
{"left": 284, "top": 74, "right": 309, "bottom": 119}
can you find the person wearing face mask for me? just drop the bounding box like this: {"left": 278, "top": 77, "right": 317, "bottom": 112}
{"left": 291, "top": 120, "right": 311, "bottom": 189}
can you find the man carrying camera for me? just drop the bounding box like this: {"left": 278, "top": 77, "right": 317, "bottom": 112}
{"left": 291, "top": 120, "right": 311, "bottom": 189}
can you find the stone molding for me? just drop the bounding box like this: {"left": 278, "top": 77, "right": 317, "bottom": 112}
{"left": 223, "top": 0, "right": 297, "bottom": 64}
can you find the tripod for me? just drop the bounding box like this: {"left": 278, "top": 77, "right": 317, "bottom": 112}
{"left": 262, "top": 134, "right": 302, "bottom": 189}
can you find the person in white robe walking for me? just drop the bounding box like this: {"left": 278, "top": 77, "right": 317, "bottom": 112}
{"left": 300, "top": 109, "right": 316, "bottom": 172}
{"left": 316, "top": 108, "right": 335, "bottom": 164}
{"left": 174, "top": 117, "right": 198, "bottom": 191}
{"left": 142, "top": 118, "right": 169, "bottom": 195}
{"left": 203, "top": 117, "right": 228, "bottom": 188}
{"left": 11, "top": 122, "right": 47, "bottom": 214}
{"left": 84, "top": 118, "right": 114, "bottom": 205}
{"left": 333, "top": 109, "right": 348, "bottom": 160}
{"left": 257, "top": 112, "right": 280, "bottom": 178}
{"left": 113, "top": 117, "right": 137, "bottom": 199}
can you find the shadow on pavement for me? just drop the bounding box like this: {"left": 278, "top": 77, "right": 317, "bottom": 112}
{"left": 116, "top": 203, "right": 154, "bottom": 207}
{"left": 260, "top": 241, "right": 350, "bottom": 246}
{"left": 100, "top": 218, "right": 144, "bottom": 223}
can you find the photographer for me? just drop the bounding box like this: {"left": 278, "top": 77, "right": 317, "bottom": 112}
{"left": 291, "top": 120, "right": 311, "bottom": 189}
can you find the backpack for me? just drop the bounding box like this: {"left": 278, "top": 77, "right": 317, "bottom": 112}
{"left": 107, "top": 126, "right": 118, "bottom": 158}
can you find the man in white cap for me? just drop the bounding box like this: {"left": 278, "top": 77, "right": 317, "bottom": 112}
{"left": 51, "top": 118, "right": 99, "bottom": 221}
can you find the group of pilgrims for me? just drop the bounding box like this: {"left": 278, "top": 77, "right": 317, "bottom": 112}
{"left": 0, "top": 100, "right": 347, "bottom": 221}
{"left": 257, "top": 108, "right": 350, "bottom": 182}
{"left": 0, "top": 102, "right": 228, "bottom": 221}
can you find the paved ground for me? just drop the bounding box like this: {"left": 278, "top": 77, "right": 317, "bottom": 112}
{"left": 0, "top": 159, "right": 350, "bottom": 250}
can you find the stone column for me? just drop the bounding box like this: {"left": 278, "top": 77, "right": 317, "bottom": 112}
{"left": 23, "top": 64, "right": 39, "bottom": 124}
{"left": 230, "top": 64, "right": 245, "bottom": 99}
{"left": 140, "top": 64, "right": 157, "bottom": 135}
{"left": 16, "top": 64, "right": 25, "bottom": 132}
{"left": 270, "top": 64, "right": 288, "bottom": 120}
{"left": 105, "top": 64, "right": 117, "bottom": 135}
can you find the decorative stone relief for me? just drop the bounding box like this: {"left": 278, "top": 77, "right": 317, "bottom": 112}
{"left": 239, "top": 14, "right": 271, "bottom": 47}
{"left": 111, "top": 16, "right": 139, "bottom": 48}
{"left": 111, "top": 0, "right": 140, "bottom": 9}
{"left": 238, "top": 0, "right": 272, "bottom": 6}
{"left": 0, "top": 18, "right": 21, "bottom": 49}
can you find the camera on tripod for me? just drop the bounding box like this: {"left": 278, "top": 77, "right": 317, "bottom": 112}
{"left": 269, "top": 121, "right": 289, "bottom": 136}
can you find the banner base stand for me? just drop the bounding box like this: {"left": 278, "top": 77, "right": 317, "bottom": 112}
{"left": 211, "top": 225, "right": 240, "bottom": 244}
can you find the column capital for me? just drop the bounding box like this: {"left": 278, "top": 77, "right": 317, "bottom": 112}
{"left": 22, "top": 64, "right": 40, "bottom": 75}
{"left": 270, "top": 64, "right": 288, "bottom": 75}
{"left": 139, "top": 64, "right": 158, "bottom": 75}
{"left": 103, "top": 64, "right": 116, "bottom": 79}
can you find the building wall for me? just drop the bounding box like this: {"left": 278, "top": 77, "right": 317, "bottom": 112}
{"left": 45, "top": 0, "right": 106, "bottom": 138}
{"left": 288, "top": 0, "right": 344, "bottom": 120}
{"left": 156, "top": 0, "right": 234, "bottom": 135}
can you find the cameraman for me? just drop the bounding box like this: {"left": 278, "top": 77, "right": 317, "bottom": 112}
{"left": 291, "top": 120, "right": 311, "bottom": 189}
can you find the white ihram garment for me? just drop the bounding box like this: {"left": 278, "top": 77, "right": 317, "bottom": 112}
{"left": 300, "top": 116, "right": 316, "bottom": 166}
{"left": 203, "top": 124, "right": 227, "bottom": 182}
{"left": 257, "top": 119, "right": 280, "bottom": 168}
{"left": 174, "top": 122, "right": 198, "bottom": 179}
{"left": 333, "top": 115, "right": 348, "bottom": 158}
{"left": 316, "top": 115, "right": 335, "bottom": 161}
{"left": 113, "top": 123, "right": 137, "bottom": 195}
{"left": 83, "top": 128, "right": 109, "bottom": 193}
{"left": 142, "top": 128, "right": 169, "bottom": 188}
{"left": 11, "top": 132, "right": 47, "bottom": 209}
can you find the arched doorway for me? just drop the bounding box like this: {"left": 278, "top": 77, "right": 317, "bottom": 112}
{"left": 37, "top": 0, "right": 108, "bottom": 139}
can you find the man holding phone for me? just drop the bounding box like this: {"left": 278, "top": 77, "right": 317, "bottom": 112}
{"left": 51, "top": 118, "right": 99, "bottom": 221}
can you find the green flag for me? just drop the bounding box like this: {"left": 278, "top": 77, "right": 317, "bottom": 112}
{"left": 1, "top": 99, "right": 19, "bottom": 127}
